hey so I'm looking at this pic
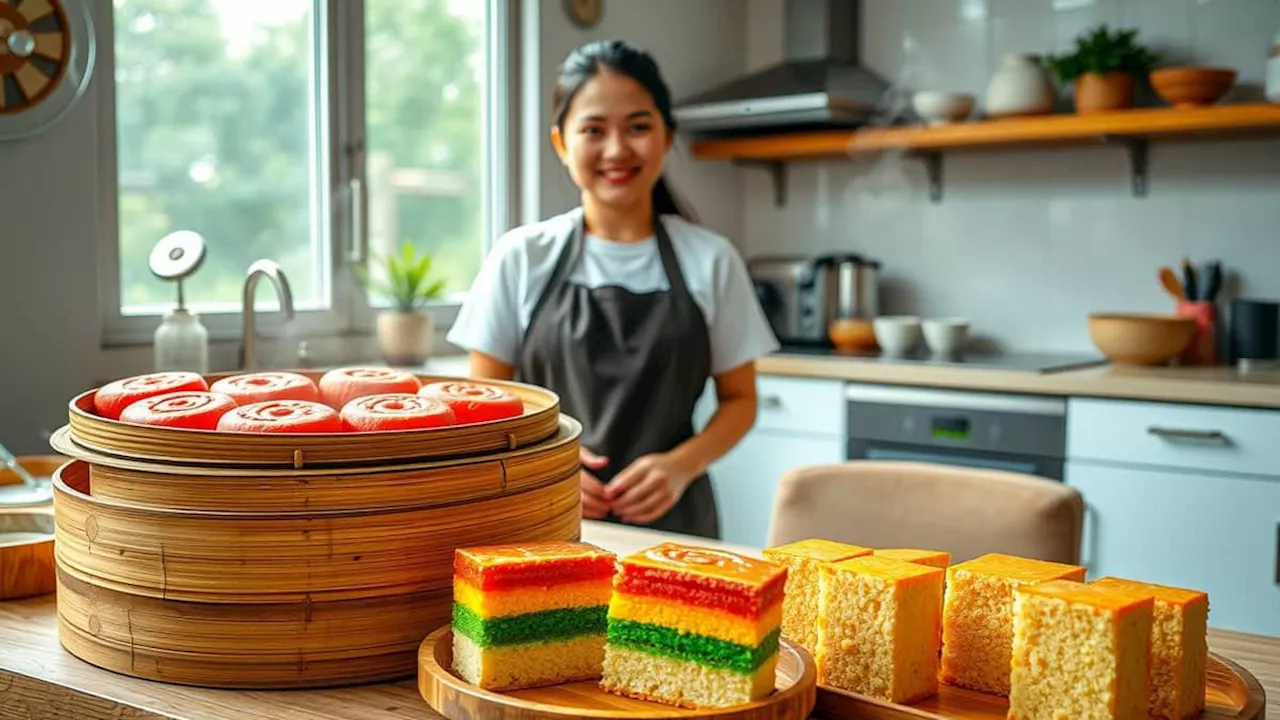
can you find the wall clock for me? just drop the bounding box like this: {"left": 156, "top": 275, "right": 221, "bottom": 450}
{"left": 0, "top": 0, "right": 96, "bottom": 141}
{"left": 564, "top": 0, "right": 602, "bottom": 29}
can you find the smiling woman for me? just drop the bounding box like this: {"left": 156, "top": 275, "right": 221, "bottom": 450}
{"left": 446, "top": 40, "right": 779, "bottom": 540}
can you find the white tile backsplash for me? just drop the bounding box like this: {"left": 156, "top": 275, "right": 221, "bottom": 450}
{"left": 742, "top": 0, "right": 1280, "bottom": 353}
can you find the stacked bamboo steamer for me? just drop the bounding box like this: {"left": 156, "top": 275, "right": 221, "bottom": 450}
{"left": 47, "top": 370, "right": 581, "bottom": 689}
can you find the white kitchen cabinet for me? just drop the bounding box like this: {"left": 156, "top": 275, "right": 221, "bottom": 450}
{"left": 1067, "top": 398, "right": 1280, "bottom": 636}
{"left": 695, "top": 375, "right": 846, "bottom": 548}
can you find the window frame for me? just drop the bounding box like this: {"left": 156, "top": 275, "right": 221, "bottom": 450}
{"left": 97, "top": 0, "right": 520, "bottom": 349}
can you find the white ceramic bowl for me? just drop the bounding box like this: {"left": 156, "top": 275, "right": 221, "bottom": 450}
{"left": 911, "top": 91, "right": 976, "bottom": 125}
{"left": 873, "top": 316, "right": 922, "bottom": 356}
{"left": 922, "top": 317, "right": 970, "bottom": 356}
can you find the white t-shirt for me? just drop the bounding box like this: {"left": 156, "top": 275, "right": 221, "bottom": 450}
{"left": 447, "top": 208, "right": 779, "bottom": 376}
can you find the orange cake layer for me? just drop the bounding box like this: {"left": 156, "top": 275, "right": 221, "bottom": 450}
{"left": 1092, "top": 576, "right": 1209, "bottom": 720}
{"left": 455, "top": 541, "right": 617, "bottom": 590}
{"left": 874, "top": 548, "right": 951, "bottom": 568}
{"left": 763, "top": 538, "right": 871, "bottom": 653}
{"left": 1010, "top": 580, "right": 1154, "bottom": 720}
{"left": 616, "top": 543, "right": 787, "bottom": 618}
{"left": 941, "top": 553, "right": 1087, "bottom": 696}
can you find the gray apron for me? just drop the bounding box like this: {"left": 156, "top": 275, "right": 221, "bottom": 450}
{"left": 517, "top": 210, "right": 720, "bottom": 539}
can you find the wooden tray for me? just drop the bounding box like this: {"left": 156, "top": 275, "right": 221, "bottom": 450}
{"left": 48, "top": 416, "right": 580, "bottom": 513}
{"left": 417, "top": 626, "right": 818, "bottom": 720}
{"left": 65, "top": 371, "right": 562, "bottom": 468}
{"left": 813, "top": 652, "right": 1266, "bottom": 720}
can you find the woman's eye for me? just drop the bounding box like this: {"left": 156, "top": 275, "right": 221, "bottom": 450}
{"left": 630, "top": 123, "right": 652, "bottom": 133}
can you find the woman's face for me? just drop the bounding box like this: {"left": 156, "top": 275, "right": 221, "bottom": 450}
{"left": 552, "top": 69, "right": 673, "bottom": 211}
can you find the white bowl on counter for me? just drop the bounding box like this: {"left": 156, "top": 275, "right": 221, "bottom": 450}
{"left": 911, "top": 91, "right": 976, "bottom": 125}
{"left": 922, "top": 317, "right": 970, "bottom": 356}
{"left": 873, "top": 316, "right": 922, "bottom": 356}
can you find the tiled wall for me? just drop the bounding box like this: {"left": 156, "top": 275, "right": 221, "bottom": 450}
{"left": 742, "top": 0, "right": 1280, "bottom": 354}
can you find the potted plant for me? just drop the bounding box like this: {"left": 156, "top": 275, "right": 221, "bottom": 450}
{"left": 356, "top": 240, "right": 447, "bottom": 366}
{"left": 1045, "top": 25, "right": 1159, "bottom": 114}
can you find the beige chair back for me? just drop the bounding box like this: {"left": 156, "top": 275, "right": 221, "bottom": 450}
{"left": 767, "top": 461, "right": 1084, "bottom": 565}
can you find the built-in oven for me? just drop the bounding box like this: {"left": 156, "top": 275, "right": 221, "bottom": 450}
{"left": 845, "top": 384, "right": 1066, "bottom": 481}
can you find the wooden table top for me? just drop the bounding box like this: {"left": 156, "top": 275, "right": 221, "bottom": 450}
{"left": 1, "top": 521, "right": 1276, "bottom": 720}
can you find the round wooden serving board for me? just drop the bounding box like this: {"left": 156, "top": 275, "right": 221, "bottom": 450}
{"left": 813, "top": 651, "right": 1265, "bottom": 720}
{"left": 417, "top": 626, "right": 818, "bottom": 720}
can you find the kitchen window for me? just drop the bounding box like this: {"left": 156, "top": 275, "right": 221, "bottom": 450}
{"left": 99, "top": 0, "right": 517, "bottom": 346}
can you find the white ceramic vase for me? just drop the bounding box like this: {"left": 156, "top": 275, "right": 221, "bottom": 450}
{"left": 984, "top": 53, "right": 1057, "bottom": 118}
{"left": 377, "top": 310, "right": 433, "bottom": 367}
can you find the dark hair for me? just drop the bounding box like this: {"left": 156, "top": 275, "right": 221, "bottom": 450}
{"left": 552, "top": 40, "right": 695, "bottom": 221}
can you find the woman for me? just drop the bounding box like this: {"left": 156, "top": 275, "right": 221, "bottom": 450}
{"left": 446, "top": 40, "right": 778, "bottom": 539}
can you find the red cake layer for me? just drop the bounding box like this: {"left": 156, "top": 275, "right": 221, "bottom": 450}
{"left": 616, "top": 563, "right": 786, "bottom": 618}
{"left": 454, "top": 543, "right": 617, "bottom": 590}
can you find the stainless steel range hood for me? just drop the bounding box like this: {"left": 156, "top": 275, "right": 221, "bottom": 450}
{"left": 673, "top": 0, "right": 890, "bottom": 134}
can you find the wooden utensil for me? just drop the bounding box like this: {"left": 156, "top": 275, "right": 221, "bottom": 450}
{"left": 417, "top": 626, "right": 819, "bottom": 720}
{"left": 1159, "top": 266, "right": 1184, "bottom": 300}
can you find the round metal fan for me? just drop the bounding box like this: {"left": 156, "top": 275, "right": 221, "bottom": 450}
{"left": 0, "top": 0, "right": 95, "bottom": 141}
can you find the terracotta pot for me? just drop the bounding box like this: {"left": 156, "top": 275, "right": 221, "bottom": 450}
{"left": 1074, "top": 72, "right": 1136, "bottom": 114}
{"left": 376, "top": 310, "right": 433, "bottom": 367}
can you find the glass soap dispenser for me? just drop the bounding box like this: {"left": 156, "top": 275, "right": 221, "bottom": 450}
{"left": 150, "top": 231, "right": 210, "bottom": 374}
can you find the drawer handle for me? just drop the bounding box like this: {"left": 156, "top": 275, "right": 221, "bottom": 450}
{"left": 1146, "top": 426, "right": 1229, "bottom": 444}
{"left": 761, "top": 395, "right": 783, "bottom": 411}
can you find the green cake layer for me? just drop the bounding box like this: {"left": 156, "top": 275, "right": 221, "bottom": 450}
{"left": 606, "top": 618, "right": 781, "bottom": 675}
{"left": 453, "top": 603, "right": 608, "bottom": 647}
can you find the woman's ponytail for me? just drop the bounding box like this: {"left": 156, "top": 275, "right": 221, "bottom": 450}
{"left": 652, "top": 174, "right": 696, "bottom": 222}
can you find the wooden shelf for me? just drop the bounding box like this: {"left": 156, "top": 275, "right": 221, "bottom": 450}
{"left": 690, "top": 103, "right": 1280, "bottom": 204}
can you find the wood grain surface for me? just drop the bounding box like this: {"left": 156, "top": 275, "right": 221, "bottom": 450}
{"left": 0, "top": 522, "right": 1276, "bottom": 720}
{"left": 417, "top": 626, "right": 817, "bottom": 719}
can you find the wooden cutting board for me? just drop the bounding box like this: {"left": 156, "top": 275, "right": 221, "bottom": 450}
{"left": 813, "top": 651, "right": 1265, "bottom": 720}
{"left": 417, "top": 626, "right": 817, "bottom": 719}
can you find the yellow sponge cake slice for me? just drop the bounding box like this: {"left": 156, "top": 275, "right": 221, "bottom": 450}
{"left": 874, "top": 548, "right": 951, "bottom": 568}
{"left": 763, "top": 538, "right": 871, "bottom": 653}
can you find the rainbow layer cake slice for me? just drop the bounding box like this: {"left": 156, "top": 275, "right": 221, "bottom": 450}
{"left": 601, "top": 542, "right": 788, "bottom": 709}
{"left": 763, "top": 538, "right": 871, "bottom": 654}
{"left": 1009, "top": 579, "right": 1154, "bottom": 720}
{"left": 452, "top": 541, "right": 617, "bottom": 691}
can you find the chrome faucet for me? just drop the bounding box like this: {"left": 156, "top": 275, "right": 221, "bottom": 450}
{"left": 240, "top": 259, "right": 296, "bottom": 370}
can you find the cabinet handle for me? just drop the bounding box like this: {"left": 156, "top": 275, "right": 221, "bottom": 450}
{"left": 761, "top": 395, "right": 782, "bottom": 411}
{"left": 1146, "top": 426, "right": 1229, "bottom": 444}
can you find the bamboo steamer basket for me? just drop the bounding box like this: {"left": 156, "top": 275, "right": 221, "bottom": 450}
{"left": 66, "top": 371, "right": 561, "bottom": 468}
{"left": 51, "top": 410, "right": 584, "bottom": 688}
{"left": 48, "top": 420, "right": 578, "bottom": 513}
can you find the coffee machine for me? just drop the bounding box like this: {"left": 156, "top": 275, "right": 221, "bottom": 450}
{"left": 747, "top": 254, "right": 880, "bottom": 346}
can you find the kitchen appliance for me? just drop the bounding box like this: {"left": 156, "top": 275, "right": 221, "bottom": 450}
{"left": 749, "top": 253, "right": 880, "bottom": 345}
{"left": 1228, "top": 299, "right": 1280, "bottom": 368}
{"left": 673, "top": 0, "right": 891, "bottom": 133}
{"left": 846, "top": 384, "right": 1067, "bottom": 481}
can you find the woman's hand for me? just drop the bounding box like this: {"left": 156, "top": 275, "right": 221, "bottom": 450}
{"left": 579, "top": 448, "right": 611, "bottom": 519}
{"left": 604, "top": 453, "right": 697, "bottom": 525}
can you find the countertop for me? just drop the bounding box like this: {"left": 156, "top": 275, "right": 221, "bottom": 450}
{"left": 756, "top": 353, "right": 1280, "bottom": 409}
{"left": 0, "top": 521, "right": 1276, "bottom": 720}
{"left": 422, "top": 351, "right": 1280, "bottom": 409}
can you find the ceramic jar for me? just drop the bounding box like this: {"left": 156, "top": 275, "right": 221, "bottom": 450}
{"left": 984, "top": 53, "right": 1057, "bottom": 118}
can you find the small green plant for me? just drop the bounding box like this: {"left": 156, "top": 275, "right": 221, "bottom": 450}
{"left": 1045, "top": 24, "right": 1159, "bottom": 82}
{"left": 355, "top": 240, "right": 446, "bottom": 312}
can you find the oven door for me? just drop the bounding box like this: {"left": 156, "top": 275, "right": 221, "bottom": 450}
{"left": 846, "top": 438, "right": 1064, "bottom": 481}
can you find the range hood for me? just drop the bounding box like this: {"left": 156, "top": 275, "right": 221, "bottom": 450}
{"left": 673, "top": 0, "right": 890, "bottom": 134}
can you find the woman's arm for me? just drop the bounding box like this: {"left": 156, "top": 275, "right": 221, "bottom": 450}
{"left": 606, "top": 361, "right": 759, "bottom": 524}
{"left": 468, "top": 350, "right": 515, "bottom": 380}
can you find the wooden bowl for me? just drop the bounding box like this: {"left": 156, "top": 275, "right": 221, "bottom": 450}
{"left": 1151, "top": 66, "right": 1237, "bottom": 108}
{"left": 0, "top": 455, "right": 66, "bottom": 489}
{"left": 1088, "top": 313, "right": 1196, "bottom": 366}
{"left": 0, "top": 512, "right": 55, "bottom": 600}
{"left": 66, "top": 371, "right": 561, "bottom": 469}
